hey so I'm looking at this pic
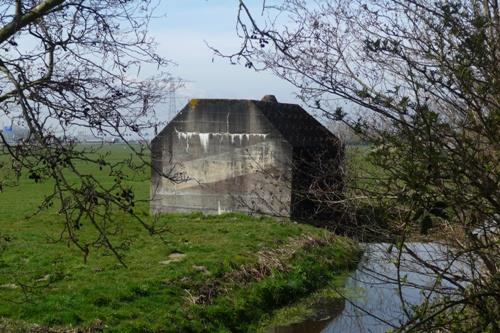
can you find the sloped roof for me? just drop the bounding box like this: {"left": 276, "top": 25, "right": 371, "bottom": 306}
{"left": 155, "top": 97, "right": 340, "bottom": 149}
{"left": 254, "top": 100, "right": 339, "bottom": 148}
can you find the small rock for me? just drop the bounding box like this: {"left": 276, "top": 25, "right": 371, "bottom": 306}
{"left": 159, "top": 252, "right": 186, "bottom": 265}
{"left": 168, "top": 252, "right": 186, "bottom": 260}
{"left": 36, "top": 274, "right": 50, "bottom": 282}
{"left": 192, "top": 265, "right": 210, "bottom": 275}
{"left": 0, "top": 283, "right": 18, "bottom": 289}
{"left": 180, "top": 276, "right": 191, "bottom": 283}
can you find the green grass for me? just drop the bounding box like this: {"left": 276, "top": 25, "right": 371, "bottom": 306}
{"left": 0, "top": 144, "right": 150, "bottom": 219}
{"left": 0, "top": 144, "right": 361, "bottom": 332}
{"left": 1, "top": 213, "right": 347, "bottom": 332}
{"left": 345, "top": 145, "right": 384, "bottom": 193}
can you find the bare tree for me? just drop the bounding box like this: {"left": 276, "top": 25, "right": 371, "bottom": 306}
{"left": 0, "top": 0, "right": 180, "bottom": 265}
{"left": 219, "top": 0, "right": 500, "bottom": 331}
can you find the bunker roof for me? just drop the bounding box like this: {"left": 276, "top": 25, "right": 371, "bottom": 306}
{"left": 155, "top": 96, "right": 340, "bottom": 149}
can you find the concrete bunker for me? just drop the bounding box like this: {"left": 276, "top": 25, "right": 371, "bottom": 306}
{"left": 151, "top": 96, "right": 343, "bottom": 219}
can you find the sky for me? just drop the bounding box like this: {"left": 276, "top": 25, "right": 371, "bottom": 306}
{"left": 1, "top": 1, "right": 303, "bottom": 133}
{"left": 148, "top": 0, "right": 298, "bottom": 118}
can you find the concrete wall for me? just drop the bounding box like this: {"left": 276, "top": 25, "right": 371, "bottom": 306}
{"left": 151, "top": 100, "right": 293, "bottom": 216}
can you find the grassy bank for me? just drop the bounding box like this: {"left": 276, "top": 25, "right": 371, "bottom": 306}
{"left": 0, "top": 213, "right": 359, "bottom": 332}
{"left": 0, "top": 144, "right": 361, "bottom": 332}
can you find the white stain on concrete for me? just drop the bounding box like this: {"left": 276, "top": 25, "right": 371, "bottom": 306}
{"left": 176, "top": 130, "right": 197, "bottom": 152}
{"left": 175, "top": 128, "right": 268, "bottom": 152}
{"left": 199, "top": 133, "right": 210, "bottom": 152}
{"left": 217, "top": 200, "right": 230, "bottom": 215}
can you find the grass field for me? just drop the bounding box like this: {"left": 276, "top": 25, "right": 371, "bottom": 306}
{"left": 0, "top": 144, "right": 361, "bottom": 332}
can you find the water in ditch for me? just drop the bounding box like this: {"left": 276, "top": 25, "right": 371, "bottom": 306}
{"left": 267, "top": 242, "right": 469, "bottom": 333}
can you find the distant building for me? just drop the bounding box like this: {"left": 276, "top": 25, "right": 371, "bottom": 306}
{"left": 151, "top": 96, "right": 343, "bottom": 219}
{"left": 0, "top": 125, "right": 29, "bottom": 144}
{"left": 76, "top": 131, "right": 119, "bottom": 144}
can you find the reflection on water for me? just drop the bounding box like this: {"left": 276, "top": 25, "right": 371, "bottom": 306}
{"left": 268, "top": 243, "right": 467, "bottom": 333}
{"left": 267, "top": 297, "right": 345, "bottom": 333}
{"left": 269, "top": 317, "right": 330, "bottom": 333}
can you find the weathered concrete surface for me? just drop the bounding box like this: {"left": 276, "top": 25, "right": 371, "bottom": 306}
{"left": 151, "top": 97, "right": 342, "bottom": 218}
